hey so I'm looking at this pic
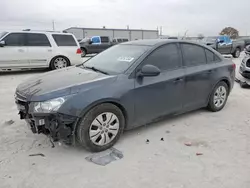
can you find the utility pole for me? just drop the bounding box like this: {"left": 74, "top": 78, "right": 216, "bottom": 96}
{"left": 160, "top": 26, "right": 162, "bottom": 36}
{"left": 52, "top": 20, "right": 55, "bottom": 31}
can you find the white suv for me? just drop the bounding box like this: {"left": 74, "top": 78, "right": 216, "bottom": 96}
{"left": 0, "top": 31, "right": 82, "bottom": 71}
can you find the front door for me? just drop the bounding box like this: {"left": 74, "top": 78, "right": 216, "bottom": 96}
{"left": 180, "top": 43, "right": 213, "bottom": 110}
{"left": 26, "top": 33, "right": 52, "bottom": 67}
{"left": 134, "top": 43, "right": 184, "bottom": 125}
{"left": 0, "top": 33, "right": 29, "bottom": 68}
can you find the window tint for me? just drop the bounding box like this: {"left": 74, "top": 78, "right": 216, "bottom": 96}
{"left": 52, "top": 34, "right": 77, "bottom": 46}
{"left": 143, "top": 44, "right": 181, "bottom": 71}
{"left": 117, "top": 39, "right": 122, "bottom": 43}
{"left": 205, "top": 49, "right": 221, "bottom": 63}
{"left": 100, "top": 36, "right": 109, "bottom": 43}
{"left": 182, "top": 44, "right": 206, "bottom": 66}
{"left": 123, "top": 39, "right": 129, "bottom": 42}
{"left": 3, "top": 33, "right": 25, "bottom": 46}
{"left": 27, "top": 33, "right": 51, "bottom": 46}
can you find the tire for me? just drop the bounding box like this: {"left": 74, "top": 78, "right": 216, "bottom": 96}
{"left": 232, "top": 48, "right": 241, "bottom": 58}
{"left": 240, "top": 81, "right": 248, "bottom": 88}
{"left": 207, "top": 81, "right": 229, "bottom": 112}
{"left": 81, "top": 48, "right": 87, "bottom": 57}
{"left": 50, "top": 56, "right": 69, "bottom": 70}
{"left": 76, "top": 103, "right": 125, "bottom": 152}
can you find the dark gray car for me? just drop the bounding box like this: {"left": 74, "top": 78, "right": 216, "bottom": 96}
{"left": 15, "top": 39, "right": 235, "bottom": 152}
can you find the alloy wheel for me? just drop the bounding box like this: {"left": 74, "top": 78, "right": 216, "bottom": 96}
{"left": 213, "top": 86, "right": 227, "bottom": 108}
{"left": 89, "top": 112, "right": 120, "bottom": 146}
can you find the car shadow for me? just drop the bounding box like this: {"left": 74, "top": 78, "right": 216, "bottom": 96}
{"left": 0, "top": 68, "right": 48, "bottom": 76}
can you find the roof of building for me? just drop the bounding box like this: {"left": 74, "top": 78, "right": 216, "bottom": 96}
{"left": 64, "top": 27, "right": 158, "bottom": 32}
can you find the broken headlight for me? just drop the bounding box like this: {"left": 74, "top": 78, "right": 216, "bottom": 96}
{"left": 33, "top": 97, "right": 68, "bottom": 113}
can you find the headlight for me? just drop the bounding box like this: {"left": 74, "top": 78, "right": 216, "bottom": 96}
{"left": 33, "top": 97, "right": 68, "bottom": 113}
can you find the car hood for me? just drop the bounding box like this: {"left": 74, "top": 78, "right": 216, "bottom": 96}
{"left": 16, "top": 66, "right": 117, "bottom": 101}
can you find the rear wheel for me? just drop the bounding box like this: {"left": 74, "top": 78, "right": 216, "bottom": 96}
{"left": 81, "top": 48, "right": 87, "bottom": 57}
{"left": 207, "top": 81, "right": 229, "bottom": 112}
{"left": 232, "top": 48, "right": 241, "bottom": 58}
{"left": 76, "top": 103, "right": 125, "bottom": 152}
{"left": 240, "top": 81, "right": 248, "bottom": 88}
{"left": 50, "top": 56, "right": 69, "bottom": 70}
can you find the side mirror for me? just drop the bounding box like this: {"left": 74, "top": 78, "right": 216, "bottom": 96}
{"left": 0, "top": 40, "right": 5, "bottom": 47}
{"left": 217, "top": 38, "right": 224, "bottom": 43}
{"left": 89, "top": 40, "right": 93, "bottom": 44}
{"left": 137, "top": 65, "right": 161, "bottom": 77}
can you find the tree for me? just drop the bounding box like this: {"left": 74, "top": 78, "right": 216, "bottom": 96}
{"left": 219, "top": 27, "right": 239, "bottom": 39}
{"left": 197, "top": 34, "right": 205, "bottom": 40}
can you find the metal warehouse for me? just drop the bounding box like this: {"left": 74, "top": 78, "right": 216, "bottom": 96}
{"left": 64, "top": 27, "right": 159, "bottom": 41}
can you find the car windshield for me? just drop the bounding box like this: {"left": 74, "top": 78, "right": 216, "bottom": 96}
{"left": 0, "top": 32, "right": 7, "bottom": 39}
{"left": 83, "top": 44, "right": 150, "bottom": 74}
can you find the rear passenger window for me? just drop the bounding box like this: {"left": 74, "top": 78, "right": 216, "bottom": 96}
{"left": 100, "top": 37, "right": 110, "bottom": 43}
{"left": 205, "top": 49, "right": 221, "bottom": 63}
{"left": 52, "top": 34, "right": 77, "bottom": 46}
{"left": 182, "top": 44, "right": 206, "bottom": 66}
{"left": 123, "top": 39, "right": 129, "bottom": 42}
{"left": 143, "top": 44, "right": 181, "bottom": 71}
{"left": 27, "top": 33, "right": 51, "bottom": 46}
{"left": 3, "top": 33, "right": 25, "bottom": 46}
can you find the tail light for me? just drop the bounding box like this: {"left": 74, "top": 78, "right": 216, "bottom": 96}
{"left": 232, "top": 63, "right": 236, "bottom": 70}
{"left": 76, "top": 48, "right": 82, "bottom": 54}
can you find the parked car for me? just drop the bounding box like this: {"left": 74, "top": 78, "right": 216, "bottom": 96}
{"left": 15, "top": 39, "right": 235, "bottom": 152}
{"left": 0, "top": 31, "right": 82, "bottom": 71}
{"left": 202, "top": 36, "right": 245, "bottom": 58}
{"left": 80, "top": 36, "right": 113, "bottom": 56}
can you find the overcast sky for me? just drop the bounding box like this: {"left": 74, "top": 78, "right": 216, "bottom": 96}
{"left": 0, "top": 0, "right": 249, "bottom": 36}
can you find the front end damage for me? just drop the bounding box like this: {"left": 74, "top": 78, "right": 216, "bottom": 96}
{"left": 16, "top": 93, "right": 78, "bottom": 145}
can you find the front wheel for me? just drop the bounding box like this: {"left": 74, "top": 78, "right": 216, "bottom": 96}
{"left": 207, "top": 81, "right": 229, "bottom": 112}
{"left": 76, "top": 103, "right": 125, "bottom": 152}
{"left": 232, "top": 48, "right": 241, "bottom": 58}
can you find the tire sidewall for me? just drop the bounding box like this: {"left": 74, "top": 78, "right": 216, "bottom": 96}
{"left": 209, "top": 82, "right": 229, "bottom": 111}
{"left": 50, "top": 56, "right": 69, "bottom": 70}
{"left": 77, "top": 104, "right": 125, "bottom": 152}
{"left": 234, "top": 48, "right": 240, "bottom": 58}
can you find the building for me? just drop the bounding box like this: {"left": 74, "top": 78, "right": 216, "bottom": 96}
{"left": 63, "top": 27, "right": 159, "bottom": 41}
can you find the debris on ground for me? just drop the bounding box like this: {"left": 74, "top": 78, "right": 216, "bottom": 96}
{"left": 85, "top": 148, "right": 123, "bottom": 166}
{"left": 160, "top": 138, "right": 164, "bottom": 141}
{"left": 4, "top": 120, "right": 14, "bottom": 125}
{"left": 184, "top": 142, "right": 192, "bottom": 146}
{"left": 29, "top": 153, "right": 45, "bottom": 157}
{"left": 32, "top": 163, "right": 36, "bottom": 165}
{"left": 196, "top": 152, "right": 203, "bottom": 156}
{"left": 166, "top": 130, "right": 170, "bottom": 134}
{"left": 146, "top": 139, "right": 150, "bottom": 144}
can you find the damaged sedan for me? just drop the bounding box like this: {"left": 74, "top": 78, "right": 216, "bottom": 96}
{"left": 15, "top": 39, "right": 235, "bottom": 152}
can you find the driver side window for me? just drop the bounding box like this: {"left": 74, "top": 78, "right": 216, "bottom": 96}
{"left": 3, "top": 33, "right": 25, "bottom": 46}
{"left": 142, "top": 43, "right": 181, "bottom": 71}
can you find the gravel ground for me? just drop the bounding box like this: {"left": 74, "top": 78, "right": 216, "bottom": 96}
{"left": 0, "top": 56, "right": 250, "bottom": 188}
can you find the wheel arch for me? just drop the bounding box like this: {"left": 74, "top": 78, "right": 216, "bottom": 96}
{"left": 207, "top": 78, "right": 231, "bottom": 105}
{"left": 77, "top": 99, "right": 128, "bottom": 128}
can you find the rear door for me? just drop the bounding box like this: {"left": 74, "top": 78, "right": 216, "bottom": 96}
{"left": 134, "top": 43, "right": 185, "bottom": 124}
{"left": 181, "top": 43, "right": 212, "bottom": 110}
{"left": 52, "top": 34, "right": 80, "bottom": 65}
{"left": 99, "top": 36, "right": 111, "bottom": 52}
{"left": 26, "top": 33, "right": 52, "bottom": 67}
{"left": 0, "top": 33, "right": 29, "bottom": 68}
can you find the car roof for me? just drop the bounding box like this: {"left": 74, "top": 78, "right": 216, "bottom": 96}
{"left": 122, "top": 39, "right": 207, "bottom": 47}
{"left": 4, "top": 31, "right": 73, "bottom": 35}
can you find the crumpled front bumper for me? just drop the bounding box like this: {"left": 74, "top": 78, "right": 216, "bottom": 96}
{"left": 15, "top": 94, "right": 79, "bottom": 144}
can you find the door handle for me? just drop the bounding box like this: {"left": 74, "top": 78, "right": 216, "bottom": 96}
{"left": 48, "top": 49, "right": 52, "bottom": 52}
{"left": 207, "top": 70, "right": 213, "bottom": 74}
{"left": 18, "top": 49, "right": 25, "bottom": 52}
{"left": 173, "top": 78, "right": 183, "bottom": 83}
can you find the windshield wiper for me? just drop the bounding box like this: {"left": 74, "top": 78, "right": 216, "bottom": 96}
{"left": 83, "top": 66, "right": 109, "bottom": 75}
